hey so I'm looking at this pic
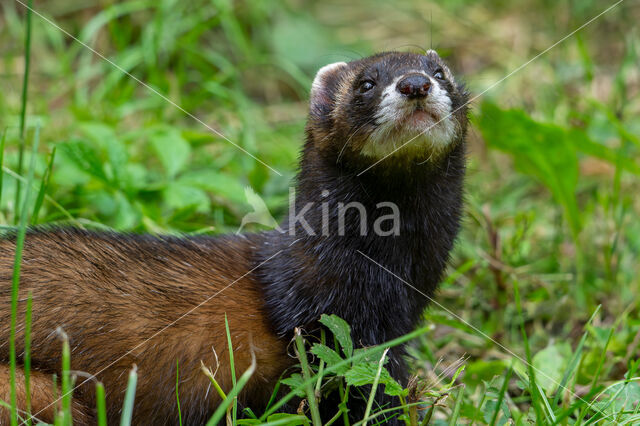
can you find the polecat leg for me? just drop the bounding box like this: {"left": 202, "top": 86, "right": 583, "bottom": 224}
{"left": 0, "top": 364, "right": 93, "bottom": 425}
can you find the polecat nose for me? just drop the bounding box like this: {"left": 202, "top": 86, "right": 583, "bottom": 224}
{"left": 396, "top": 74, "right": 431, "bottom": 99}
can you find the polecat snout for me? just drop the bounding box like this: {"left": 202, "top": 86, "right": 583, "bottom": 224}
{"left": 0, "top": 51, "right": 468, "bottom": 424}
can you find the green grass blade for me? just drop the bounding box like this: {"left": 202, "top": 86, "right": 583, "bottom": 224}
{"left": 96, "top": 382, "right": 107, "bottom": 426}
{"left": 23, "top": 292, "right": 33, "bottom": 426}
{"left": 448, "top": 385, "right": 465, "bottom": 426}
{"left": 224, "top": 313, "right": 238, "bottom": 424}
{"left": 314, "top": 328, "right": 326, "bottom": 397}
{"left": 60, "top": 329, "right": 72, "bottom": 426}
{"left": 0, "top": 129, "right": 6, "bottom": 207}
{"left": 1, "top": 165, "right": 81, "bottom": 228}
{"left": 205, "top": 353, "right": 257, "bottom": 426}
{"left": 176, "top": 360, "right": 182, "bottom": 426}
{"left": 470, "top": 382, "right": 488, "bottom": 426}
{"left": 551, "top": 306, "right": 601, "bottom": 410}
{"left": 9, "top": 123, "right": 39, "bottom": 426}
{"left": 552, "top": 387, "right": 602, "bottom": 425}
{"left": 575, "top": 327, "right": 614, "bottom": 424}
{"left": 294, "top": 328, "right": 322, "bottom": 426}
{"left": 200, "top": 361, "right": 227, "bottom": 401}
{"left": 120, "top": 365, "right": 138, "bottom": 426}
{"left": 537, "top": 383, "right": 557, "bottom": 423}
{"left": 32, "top": 147, "right": 56, "bottom": 224}
{"left": 513, "top": 279, "right": 544, "bottom": 422}
{"left": 490, "top": 366, "right": 512, "bottom": 426}
{"left": 16, "top": 0, "right": 34, "bottom": 223}
{"left": 363, "top": 348, "right": 390, "bottom": 426}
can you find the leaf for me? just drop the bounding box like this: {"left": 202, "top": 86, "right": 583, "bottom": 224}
{"left": 280, "top": 373, "right": 306, "bottom": 397}
{"left": 593, "top": 381, "right": 640, "bottom": 416}
{"left": 344, "top": 362, "right": 404, "bottom": 397}
{"left": 484, "top": 398, "right": 511, "bottom": 426}
{"left": 163, "top": 181, "right": 210, "bottom": 213}
{"left": 179, "top": 169, "right": 247, "bottom": 205}
{"left": 310, "top": 344, "right": 348, "bottom": 375}
{"left": 465, "top": 360, "right": 509, "bottom": 387}
{"left": 58, "top": 140, "right": 108, "bottom": 182}
{"left": 150, "top": 128, "right": 191, "bottom": 178}
{"left": 112, "top": 192, "right": 140, "bottom": 230}
{"left": 265, "top": 413, "right": 308, "bottom": 425}
{"left": 477, "top": 102, "right": 581, "bottom": 238}
{"left": 271, "top": 14, "right": 336, "bottom": 70}
{"left": 79, "top": 123, "right": 128, "bottom": 170}
{"left": 532, "top": 342, "right": 571, "bottom": 395}
{"left": 319, "top": 314, "right": 353, "bottom": 359}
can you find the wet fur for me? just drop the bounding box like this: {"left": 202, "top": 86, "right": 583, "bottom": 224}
{"left": 0, "top": 51, "right": 468, "bottom": 424}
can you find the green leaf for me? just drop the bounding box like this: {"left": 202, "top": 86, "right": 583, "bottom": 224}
{"left": 344, "top": 363, "right": 404, "bottom": 397}
{"left": 150, "top": 128, "right": 191, "bottom": 178}
{"left": 265, "top": 413, "right": 309, "bottom": 425}
{"left": 477, "top": 102, "right": 581, "bottom": 238}
{"left": 593, "top": 381, "right": 640, "bottom": 416}
{"left": 163, "top": 181, "right": 210, "bottom": 213}
{"left": 179, "top": 169, "right": 247, "bottom": 205}
{"left": 532, "top": 342, "right": 571, "bottom": 395}
{"left": 280, "top": 373, "right": 306, "bottom": 397}
{"left": 310, "top": 344, "right": 348, "bottom": 375}
{"left": 79, "top": 122, "right": 128, "bottom": 182}
{"left": 112, "top": 192, "right": 140, "bottom": 230}
{"left": 58, "top": 140, "right": 108, "bottom": 182}
{"left": 319, "top": 314, "right": 353, "bottom": 358}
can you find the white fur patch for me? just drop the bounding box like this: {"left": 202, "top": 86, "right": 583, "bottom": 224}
{"left": 311, "top": 62, "right": 347, "bottom": 98}
{"left": 360, "top": 71, "right": 457, "bottom": 160}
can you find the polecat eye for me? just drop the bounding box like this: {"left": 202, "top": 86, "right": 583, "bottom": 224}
{"left": 359, "top": 80, "right": 375, "bottom": 93}
{"left": 433, "top": 69, "right": 445, "bottom": 80}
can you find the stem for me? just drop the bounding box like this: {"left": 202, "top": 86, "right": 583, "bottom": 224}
{"left": 9, "top": 124, "right": 39, "bottom": 426}
{"left": 363, "top": 348, "right": 390, "bottom": 426}
{"left": 23, "top": 292, "right": 33, "bottom": 426}
{"left": 294, "top": 328, "right": 322, "bottom": 426}
{"left": 16, "top": 0, "right": 34, "bottom": 222}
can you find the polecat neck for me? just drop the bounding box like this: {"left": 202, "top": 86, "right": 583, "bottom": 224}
{"left": 256, "top": 141, "right": 466, "bottom": 346}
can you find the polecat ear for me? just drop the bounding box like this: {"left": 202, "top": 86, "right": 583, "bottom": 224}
{"left": 310, "top": 62, "right": 347, "bottom": 115}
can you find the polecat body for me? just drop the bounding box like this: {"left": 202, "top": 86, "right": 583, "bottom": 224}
{"left": 0, "top": 51, "right": 468, "bottom": 424}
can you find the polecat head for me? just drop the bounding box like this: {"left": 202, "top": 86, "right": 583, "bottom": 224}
{"left": 307, "top": 51, "right": 468, "bottom": 167}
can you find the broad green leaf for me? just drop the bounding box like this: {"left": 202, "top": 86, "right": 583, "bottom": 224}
{"left": 179, "top": 169, "right": 247, "bottom": 205}
{"left": 280, "top": 373, "right": 306, "bottom": 397}
{"left": 112, "top": 192, "right": 140, "bottom": 230}
{"left": 484, "top": 398, "right": 511, "bottom": 426}
{"left": 58, "top": 140, "right": 108, "bottom": 182}
{"left": 150, "top": 128, "right": 191, "bottom": 178}
{"left": 78, "top": 122, "right": 129, "bottom": 187}
{"left": 310, "top": 344, "right": 348, "bottom": 375}
{"left": 477, "top": 102, "right": 581, "bottom": 237}
{"left": 532, "top": 342, "right": 571, "bottom": 394}
{"left": 319, "top": 314, "right": 353, "bottom": 358}
{"left": 163, "top": 181, "right": 210, "bottom": 213}
{"left": 343, "top": 362, "right": 404, "bottom": 397}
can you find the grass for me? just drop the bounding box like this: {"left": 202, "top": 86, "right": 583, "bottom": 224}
{"left": 0, "top": 0, "right": 639, "bottom": 424}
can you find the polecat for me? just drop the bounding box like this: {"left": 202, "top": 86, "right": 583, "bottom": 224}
{"left": 0, "top": 51, "right": 468, "bottom": 424}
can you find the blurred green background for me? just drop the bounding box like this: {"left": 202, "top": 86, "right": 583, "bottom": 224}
{"left": 1, "top": 0, "right": 639, "bottom": 423}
